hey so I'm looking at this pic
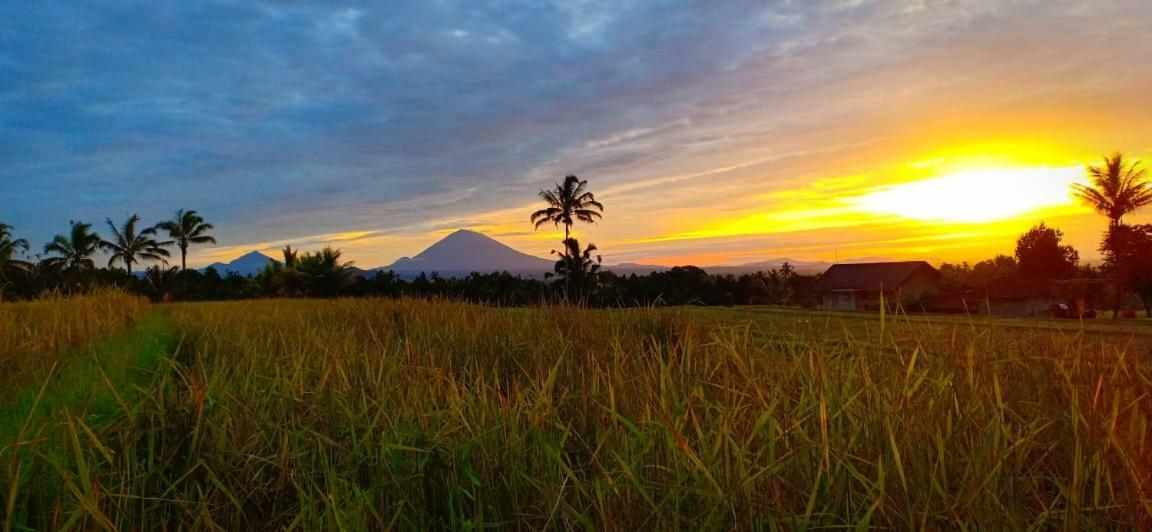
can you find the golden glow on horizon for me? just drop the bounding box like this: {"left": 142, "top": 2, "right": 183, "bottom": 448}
{"left": 626, "top": 161, "right": 1092, "bottom": 247}
{"left": 851, "top": 166, "right": 1086, "bottom": 223}
{"left": 193, "top": 146, "right": 1151, "bottom": 269}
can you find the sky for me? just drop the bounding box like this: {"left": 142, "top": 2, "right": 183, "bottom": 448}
{"left": 3, "top": 0, "right": 1152, "bottom": 268}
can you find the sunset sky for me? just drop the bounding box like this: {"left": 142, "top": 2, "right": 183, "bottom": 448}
{"left": 3, "top": 0, "right": 1151, "bottom": 268}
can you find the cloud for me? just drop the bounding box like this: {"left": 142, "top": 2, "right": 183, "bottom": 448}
{"left": 2, "top": 0, "right": 1151, "bottom": 267}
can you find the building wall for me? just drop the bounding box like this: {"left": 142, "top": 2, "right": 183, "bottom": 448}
{"left": 821, "top": 291, "right": 889, "bottom": 311}
{"left": 897, "top": 270, "right": 940, "bottom": 304}
{"left": 821, "top": 292, "right": 858, "bottom": 311}
{"left": 857, "top": 291, "right": 885, "bottom": 311}
{"left": 818, "top": 267, "right": 942, "bottom": 312}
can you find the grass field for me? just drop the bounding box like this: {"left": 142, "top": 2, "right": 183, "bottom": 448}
{"left": 2, "top": 295, "right": 1150, "bottom": 529}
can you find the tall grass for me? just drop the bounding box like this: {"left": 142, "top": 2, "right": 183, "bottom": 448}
{"left": 5, "top": 298, "right": 1152, "bottom": 529}
{"left": 0, "top": 290, "right": 149, "bottom": 395}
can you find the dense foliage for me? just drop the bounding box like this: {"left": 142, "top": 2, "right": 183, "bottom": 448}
{"left": 1101, "top": 223, "right": 1152, "bottom": 313}
{"left": 1014, "top": 222, "right": 1080, "bottom": 280}
{"left": 2, "top": 262, "right": 818, "bottom": 308}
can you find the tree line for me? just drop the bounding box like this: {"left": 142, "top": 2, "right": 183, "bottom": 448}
{"left": 939, "top": 153, "right": 1152, "bottom": 315}
{"left": 2, "top": 152, "right": 1150, "bottom": 312}
{"left": 0, "top": 175, "right": 816, "bottom": 306}
{"left": 0, "top": 210, "right": 215, "bottom": 300}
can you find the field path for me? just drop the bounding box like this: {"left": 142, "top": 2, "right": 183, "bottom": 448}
{"left": 0, "top": 311, "right": 177, "bottom": 458}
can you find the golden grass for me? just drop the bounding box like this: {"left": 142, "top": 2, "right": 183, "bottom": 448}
{"left": 4, "top": 297, "right": 1151, "bottom": 529}
{"left": 0, "top": 290, "right": 149, "bottom": 395}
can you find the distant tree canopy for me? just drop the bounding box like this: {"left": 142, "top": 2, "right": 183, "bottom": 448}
{"left": 0, "top": 224, "right": 31, "bottom": 300}
{"left": 253, "top": 246, "right": 354, "bottom": 298}
{"left": 548, "top": 238, "right": 601, "bottom": 302}
{"left": 1014, "top": 223, "right": 1079, "bottom": 280}
{"left": 938, "top": 254, "right": 1018, "bottom": 288}
{"left": 294, "top": 247, "right": 355, "bottom": 298}
{"left": 0, "top": 228, "right": 823, "bottom": 309}
{"left": 0, "top": 195, "right": 821, "bottom": 308}
{"left": 1101, "top": 223, "right": 1152, "bottom": 314}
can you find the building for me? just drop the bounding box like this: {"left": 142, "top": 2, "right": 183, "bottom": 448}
{"left": 967, "top": 275, "right": 1054, "bottom": 316}
{"left": 815, "top": 261, "right": 941, "bottom": 311}
{"left": 967, "top": 276, "right": 1111, "bottom": 317}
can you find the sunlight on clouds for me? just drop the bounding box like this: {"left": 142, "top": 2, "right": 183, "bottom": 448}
{"left": 851, "top": 166, "right": 1087, "bottom": 223}
{"left": 614, "top": 146, "right": 1105, "bottom": 265}
{"left": 9, "top": 1, "right": 1152, "bottom": 271}
{"left": 194, "top": 145, "right": 1141, "bottom": 268}
{"left": 903, "top": 141, "right": 1072, "bottom": 171}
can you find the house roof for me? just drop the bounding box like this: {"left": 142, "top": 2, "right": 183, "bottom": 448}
{"left": 814, "top": 261, "right": 939, "bottom": 292}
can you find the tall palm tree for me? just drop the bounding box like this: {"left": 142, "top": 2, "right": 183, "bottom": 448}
{"left": 530, "top": 175, "right": 605, "bottom": 240}
{"left": 100, "top": 214, "right": 170, "bottom": 274}
{"left": 43, "top": 221, "right": 102, "bottom": 272}
{"left": 1073, "top": 153, "right": 1152, "bottom": 227}
{"left": 155, "top": 209, "right": 216, "bottom": 271}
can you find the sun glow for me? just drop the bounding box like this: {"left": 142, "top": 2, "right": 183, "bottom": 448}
{"left": 850, "top": 166, "right": 1086, "bottom": 223}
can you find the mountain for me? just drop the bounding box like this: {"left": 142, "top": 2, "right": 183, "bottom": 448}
{"left": 707, "top": 258, "right": 833, "bottom": 276}
{"left": 603, "top": 262, "right": 668, "bottom": 275}
{"left": 202, "top": 250, "right": 277, "bottom": 276}
{"left": 600, "top": 258, "right": 891, "bottom": 276}
{"left": 380, "top": 229, "right": 553, "bottom": 276}
{"left": 199, "top": 232, "right": 885, "bottom": 279}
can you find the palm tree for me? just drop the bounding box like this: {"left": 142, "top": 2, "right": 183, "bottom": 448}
{"left": 530, "top": 175, "right": 605, "bottom": 240}
{"left": 100, "top": 214, "right": 170, "bottom": 274}
{"left": 1, "top": 223, "right": 31, "bottom": 300}
{"left": 281, "top": 245, "right": 299, "bottom": 269}
{"left": 43, "top": 221, "right": 102, "bottom": 272}
{"left": 1073, "top": 153, "right": 1152, "bottom": 227}
{"left": 155, "top": 209, "right": 216, "bottom": 271}
{"left": 548, "top": 237, "right": 601, "bottom": 301}
{"left": 144, "top": 265, "right": 181, "bottom": 302}
{"left": 0, "top": 223, "right": 30, "bottom": 272}
{"left": 295, "top": 247, "right": 354, "bottom": 297}
{"left": 257, "top": 245, "right": 303, "bottom": 297}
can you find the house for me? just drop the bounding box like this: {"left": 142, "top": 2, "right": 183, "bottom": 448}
{"left": 967, "top": 276, "right": 1111, "bottom": 317}
{"left": 968, "top": 275, "right": 1054, "bottom": 316}
{"left": 815, "top": 261, "right": 941, "bottom": 311}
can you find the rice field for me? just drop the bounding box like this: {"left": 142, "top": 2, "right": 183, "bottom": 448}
{"left": 0, "top": 290, "right": 150, "bottom": 397}
{"left": 2, "top": 295, "right": 1150, "bottom": 529}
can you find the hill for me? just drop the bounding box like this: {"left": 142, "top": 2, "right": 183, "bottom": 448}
{"left": 199, "top": 232, "right": 885, "bottom": 279}
{"left": 605, "top": 258, "right": 833, "bottom": 276}
{"left": 379, "top": 229, "right": 553, "bottom": 276}
{"left": 202, "top": 251, "right": 276, "bottom": 277}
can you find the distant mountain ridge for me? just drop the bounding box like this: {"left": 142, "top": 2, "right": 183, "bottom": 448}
{"left": 202, "top": 250, "right": 276, "bottom": 276}
{"left": 606, "top": 258, "right": 833, "bottom": 276}
{"left": 379, "top": 229, "right": 553, "bottom": 276}
{"left": 200, "top": 230, "right": 882, "bottom": 278}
